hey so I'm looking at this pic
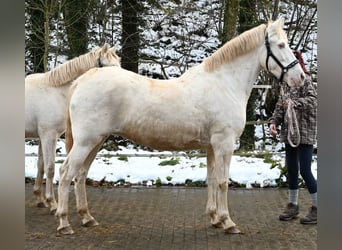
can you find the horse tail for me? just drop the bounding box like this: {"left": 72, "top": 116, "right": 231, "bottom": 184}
{"left": 65, "top": 84, "right": 77, "bottom": 153}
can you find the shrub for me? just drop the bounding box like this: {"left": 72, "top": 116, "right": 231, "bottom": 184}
{"left": 118, "top": 156, "right": 128, "bottom": 162}
{"left": 155, "top": 177, "right": 162, "bottom": 187}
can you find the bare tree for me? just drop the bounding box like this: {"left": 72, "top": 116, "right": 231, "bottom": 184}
{"left": 26, "top": 0, "right": 59, "bottom": 73}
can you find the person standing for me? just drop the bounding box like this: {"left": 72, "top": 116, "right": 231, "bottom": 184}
{"left": 268, "top": 51, "right": 317, "bottom": 224}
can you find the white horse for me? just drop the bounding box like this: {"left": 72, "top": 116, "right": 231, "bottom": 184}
{"left": 56, "top": 18, "right": 305, "bottom": 235}
{"left": 25, "top": 43, "right": 121, "bottom": 213}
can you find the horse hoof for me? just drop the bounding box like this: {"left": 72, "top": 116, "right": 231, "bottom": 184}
{"left": 82, "top": 219, "right": 99, "bottom": 227}
{"left": 50, "top": 209, "right": 57, "bottom": 215}
{"left": 212, "top": 222, "right": 223, "bottom": 228}
{"left": 56, "top": 226, "right": 74, "bottom": 236}
{"left": 225, "top": 226, "right": 241, "bottom": 234}
{"left": 37, "top": 202, "right": 48, "bottom": 208}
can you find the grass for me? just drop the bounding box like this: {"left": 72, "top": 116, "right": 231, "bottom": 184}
{"left": 158, "top": 157, "right": 180, "bottom": 166}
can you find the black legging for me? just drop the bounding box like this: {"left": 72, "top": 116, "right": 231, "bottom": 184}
{"left": 285, "top": 143, "right": 317, "bottom": 194}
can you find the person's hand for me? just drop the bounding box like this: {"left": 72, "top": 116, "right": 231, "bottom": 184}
{"left": 269, "top": 123, "right": 278, "bottom": 136}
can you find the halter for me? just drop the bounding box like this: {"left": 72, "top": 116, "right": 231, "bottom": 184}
{"left": 265, "top": 32, "right": 298, "bottom": 83}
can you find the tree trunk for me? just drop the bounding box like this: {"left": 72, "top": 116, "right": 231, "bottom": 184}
{"left": 221, "top": 0, "right": 239, "bottom": 44}
{"left": 63, "top": 0, "right": 89, "bottom": 59}
{"left": 121, "top": 0, "right": 140, "bottom": 73}
{"left": 26, "top": 0, "right": 46, "bottom": 73}
{"left": 237, "top": 0, "right": 258, "bottom": 151}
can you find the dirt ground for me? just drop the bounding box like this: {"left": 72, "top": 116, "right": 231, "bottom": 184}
{"left": 25, "top": 183, "right": 317, "bottom": 249}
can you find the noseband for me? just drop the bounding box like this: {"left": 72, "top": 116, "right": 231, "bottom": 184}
{"left": 265, "top": 32, "right": 298, "bottom": 83}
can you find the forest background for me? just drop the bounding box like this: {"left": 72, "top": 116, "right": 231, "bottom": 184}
{"left": 24, "top": 0, "right": 317, "bottom": 152}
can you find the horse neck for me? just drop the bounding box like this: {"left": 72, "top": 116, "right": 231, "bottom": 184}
{"left": 211, "top": 50, "right": 262, "bottom": 103}
{"left": 46, "top": 51, "right": 98, "bottom": 87}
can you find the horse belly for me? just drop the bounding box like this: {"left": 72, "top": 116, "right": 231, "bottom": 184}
{"left": 119, "top": 121, "right": 206, "bottom": 151}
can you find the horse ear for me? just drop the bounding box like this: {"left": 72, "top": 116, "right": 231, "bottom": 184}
{"left": 109, "top": 47, "right": 117, "bottom": 55}
{"left": 267, "top": 17, "right": 284, "bottom": 34}
{"left": 274, "top": 17, "right": 285, "bottom": 29}
{"left": 102, "top": 43, "right": 110, "bottom": 53}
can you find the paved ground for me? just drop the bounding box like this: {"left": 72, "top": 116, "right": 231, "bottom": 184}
{"left": 25, "top": 183, "right": 317, "bottom": 249}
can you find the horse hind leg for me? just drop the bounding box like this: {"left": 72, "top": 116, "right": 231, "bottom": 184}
{"left": 56, "top": 137, "right": 104, "bottom": 235}
{"left": 41, "top": 134, "right": 58, "bottom": 214}
{"left": 55, "top": 154, "right": 75, "bottom": 235}
{"left": 75, "top": 137, "right": 106, "bottom": 228}
{"left": 56, "top": 151, "right": 82, "bottom": 235}
{"left": 33, "top": 142, "right": 48, "bottom": 208}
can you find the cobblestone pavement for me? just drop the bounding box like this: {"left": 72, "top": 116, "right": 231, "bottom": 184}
{"left": 25, "top": 183, "right": 317, "bottom": 249}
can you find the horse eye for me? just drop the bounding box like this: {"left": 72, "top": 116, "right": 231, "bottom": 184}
{"left": 278, "top": 42, "right": 285, "bottom": 49}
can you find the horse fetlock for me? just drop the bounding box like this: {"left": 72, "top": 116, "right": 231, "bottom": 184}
{"left": 46, "top": 196, "right": 56, "bottom": 203}
{"left": 77, "top": 208, "right": 89, "bottom": 216}
{"left": 218, "top": 213, "right": 229, "bottom": 223}
{"left": 33, "top": 188, "right": 41, "bottom": 195}
{"left": 55, "top": 210, "right": 67, "bottom": 220}
{"left": 211, "top": 218, "right": 223, "bottom": 228}
{"left": 78, "top": 209, "right": 99, "bottom": 227}
{"left": 49, "top": 201, "right": 58, "bottom": 214}
{"left": 206, "top": 206, "right": 217, "bottom": 217}
{"left": 37, "top": 201, "right": 48, "bottom": 208}
{"left": 33, "top": 189, "right": 45, "bottom": 201}
{"left": 218, "top": 181, "right": 228, "bottom": 191}
{"left": 50, "top": 208, "right": 57, "bottom": 215}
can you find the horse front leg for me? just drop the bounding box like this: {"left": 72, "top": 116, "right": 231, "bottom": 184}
{"left": 206, "top": 147, "right": 221, "bottom": 227}
{"left": 212, "top": 137, "right": 241, "bottom": 234}
{"left": 33, "top": 142, "right": 47, "bottom": 208}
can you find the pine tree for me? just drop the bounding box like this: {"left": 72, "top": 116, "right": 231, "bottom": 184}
{"left": 62, "top": 0, "right": 89, "bottom": 59}
{"left": 121, "top": 0, "right": 142, "bottom": 73}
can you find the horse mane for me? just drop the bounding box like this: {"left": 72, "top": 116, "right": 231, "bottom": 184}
{"left": 46, "top": 50, "right": 100, "bottom": 87}
{"left": 204, "top": 23, "right": 267, "bottom": 72}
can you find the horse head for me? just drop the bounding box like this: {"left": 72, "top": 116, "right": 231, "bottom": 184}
{"left": 260, "top": 17, "right": 305, "bottom": 88}
{"left": 96, "top": 43, "right": 121, "bottom": 68}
